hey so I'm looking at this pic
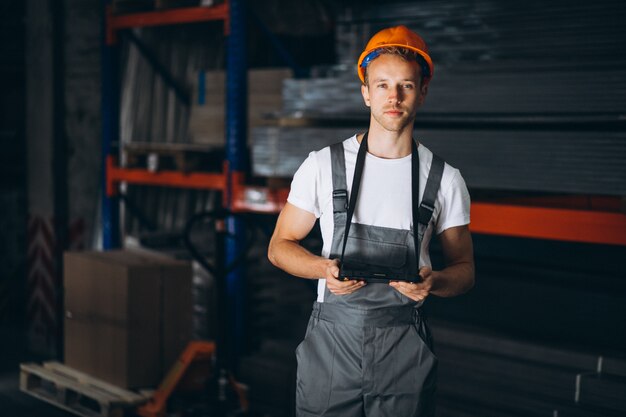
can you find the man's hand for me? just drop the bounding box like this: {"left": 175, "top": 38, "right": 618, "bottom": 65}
{"left": 324, "top": 259, "right": 367, "bottom": 296}
{"left": 390, "top": 225, "right": 475, "bottom": 300}
{"left": 389, "top": 266, "right": 433, "bottom": 301}
{"left": 267, "top": 204, "right": 368, "bottom": 294}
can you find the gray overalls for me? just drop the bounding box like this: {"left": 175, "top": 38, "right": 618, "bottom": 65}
{"left": 296, "top": 134, "right": 445, "bottom": 417}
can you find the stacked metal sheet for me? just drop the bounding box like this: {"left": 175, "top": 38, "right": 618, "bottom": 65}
{"left": 421, "top": 66, "right": 626, "bottom": 115}
{"left": 281, "top": 65, "right": 626, "bottom": 116}
{"left": 252, "top": 127, "right": 357, "bottom": 177}
{"left": 120, "top": 25, "right": 225, "bottom": 145}
{"left": 432, "top": 320, "right": 626, "bottom": 417}
{"left": 253, "top": 0, "right": 626, "bottom": 197}
{"left": 282, "top": 75, "right": 366, "bottom": 117}
{"left": 336, "top": 0, "right": 626, "bottom": 70}
{"left": 252, "top": 126, "right": 626, "bottom": 195}
{"left": 423, "top": 129, "right": 626, "bottom": 196}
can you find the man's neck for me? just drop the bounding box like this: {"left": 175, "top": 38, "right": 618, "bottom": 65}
{"left": 358, "top": 123, "right": 416, "bottom": 159}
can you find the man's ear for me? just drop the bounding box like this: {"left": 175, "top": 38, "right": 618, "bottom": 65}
{"left": 361, "top": 84, "right": 371, "bottom": 107}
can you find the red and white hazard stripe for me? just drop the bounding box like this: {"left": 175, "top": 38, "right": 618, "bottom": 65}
{"left": 26, "top": 215, "right": 58, "bottom": 355}
{"left": 26, "top": 215, "right": 89, "bottom": 355}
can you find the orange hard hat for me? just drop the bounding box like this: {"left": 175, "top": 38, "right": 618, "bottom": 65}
{"left": 357, "top": 25, "right": 434, "bottom": 84}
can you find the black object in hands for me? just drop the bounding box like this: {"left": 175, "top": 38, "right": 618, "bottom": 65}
{"left": 338, "top": 262, "right": 422, "bottom": 284}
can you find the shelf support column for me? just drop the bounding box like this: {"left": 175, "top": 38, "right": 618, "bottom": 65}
{"left": 225, "top": 0, "right": 248, "bottom": 367}
{"left": 102, "top": 1, "right": 120, "bottom": 249}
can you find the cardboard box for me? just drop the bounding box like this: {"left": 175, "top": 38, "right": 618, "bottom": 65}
{"left": 188, "top": 68, "right": 292, "bottom": 146}
{"left": 64, "top": 250, "right": 192, "bottom": 388}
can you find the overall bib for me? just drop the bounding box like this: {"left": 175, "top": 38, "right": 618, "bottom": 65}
{"left": 296, "top": 134, "right": 445, "bottom": 417}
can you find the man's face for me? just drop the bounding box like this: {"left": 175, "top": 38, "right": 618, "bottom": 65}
{"left": 361, "top": 54, "right": 427, "bottom": 133}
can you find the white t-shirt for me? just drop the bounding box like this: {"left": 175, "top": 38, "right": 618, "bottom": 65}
{"left": 287, "top": 134, "right": 471, "bottom": 302}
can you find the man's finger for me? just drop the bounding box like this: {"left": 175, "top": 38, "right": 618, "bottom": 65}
{"left": 341, "top": 280, "right": 365, "bottom": 289}
{"left": 391, "top": 281, "right": 428, "bottom": 291}
{"left": 329, "top": 280, "right": 365, "bottom": 294}
{"left": 389, "top": 281, "right": 429, "bottom": 301}
{"left": 390, "top": 281, "right": 415, "bottom": 290}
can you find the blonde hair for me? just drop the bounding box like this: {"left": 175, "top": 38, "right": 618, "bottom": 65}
{"left": 363, "top": 46, "right": 428, "bottom": 86}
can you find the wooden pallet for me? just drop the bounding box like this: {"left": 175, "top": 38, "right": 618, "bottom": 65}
{"left": 20, "top": 362, "right": 148, "bottom": 417}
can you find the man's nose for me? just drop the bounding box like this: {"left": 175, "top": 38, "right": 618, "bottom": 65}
{"left": 388, "top": 85, "right": 403, "bottom": 103}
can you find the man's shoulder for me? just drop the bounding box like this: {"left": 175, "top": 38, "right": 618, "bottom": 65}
{"left": 307, "top": 135, "right": 358, "bottom": 166}
{"left": 323, "top": 135, "right": 357, "bottom": 151}
{"left": 419, "top": 143, "right": 463, "bottom": 190}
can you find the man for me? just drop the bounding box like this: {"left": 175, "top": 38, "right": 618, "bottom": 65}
{"left": 268, "top": 25, "right": 474, "bottom": 417}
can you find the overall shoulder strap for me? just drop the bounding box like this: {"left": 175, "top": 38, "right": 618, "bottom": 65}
{"left": 329, "top": 142, "right": 348, "bottom": 259}
{"left": 419, "top": 153, "right": 445, "bottom": 227}
{"left": 414, "top": 152, "right": 445, "bottom": 271}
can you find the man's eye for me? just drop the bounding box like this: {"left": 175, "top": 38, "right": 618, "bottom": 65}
{"left": 377, "top": 84, "right": 387, "bottom": 88}
{"left": 404, "top": 84, "right": 414, "bottom": 89}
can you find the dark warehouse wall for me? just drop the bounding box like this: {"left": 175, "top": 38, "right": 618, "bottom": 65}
{"left": 0, "top": 1, "right": 27, "bottom": 358}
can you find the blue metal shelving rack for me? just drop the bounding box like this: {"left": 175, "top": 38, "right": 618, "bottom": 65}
{"left": 101, "top": 0, "right": 248, "bottom": 364}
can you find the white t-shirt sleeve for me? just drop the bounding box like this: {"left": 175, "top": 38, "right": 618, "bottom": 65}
{"left": 436, "top": 168, "right": 471, "bottom": 235}
{"left": 287, "top": 152, "right": 321, "bottom": 218}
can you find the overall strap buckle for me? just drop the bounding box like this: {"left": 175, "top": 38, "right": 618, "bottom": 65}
{"left": 333, "top": 189, "right": 348, "bottom": 213}
{"left": 418, "top": 202, "right": 435, "bottom": 225}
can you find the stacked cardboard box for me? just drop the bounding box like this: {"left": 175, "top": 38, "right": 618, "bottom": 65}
{"left": 64, "top": 250, "right": 192, "bottom": 389}
{"left": 188, "top": 68, "right": 292, "bottom": 146}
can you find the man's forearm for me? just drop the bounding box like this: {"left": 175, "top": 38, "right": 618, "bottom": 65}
{"left": 429, "top": 262, "right": 475, "bottom": 297}
{"left": 268, "top": 238, "right": 330, "bottom": 279}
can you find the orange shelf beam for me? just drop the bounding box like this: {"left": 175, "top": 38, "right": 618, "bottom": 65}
{"left": 106, "top": 156, "right": 626, "bottom": 246}
{"left": 106, "top": 2, "right": 229, "bottom": 44}
{"left": 230, "top": 186, "right": 626, "bottom": 246}
{"left": 478, "top": 195, "right": 622, "bottom": 212}
{"left": 106, "top": 156, "right": 227, "bottom": 196}
{"left": 470, "top": 202, "right": 626, "bottom": 246}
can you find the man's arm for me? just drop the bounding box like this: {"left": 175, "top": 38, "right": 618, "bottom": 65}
{"left": 268, "top": 202, "right": 366, "bottom": 295}
{"left": 390, "top": 225, "right": 474, "bottom": 300}
{"left": 428, "top": 224, "right": 475, "bottom": 297}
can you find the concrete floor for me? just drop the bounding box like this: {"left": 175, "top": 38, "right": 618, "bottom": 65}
{"left": 0, "top": 370, "right": 74, "bottom": 417}
{"left": 0, "top": 325, "right": 73, "bottom": 417}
